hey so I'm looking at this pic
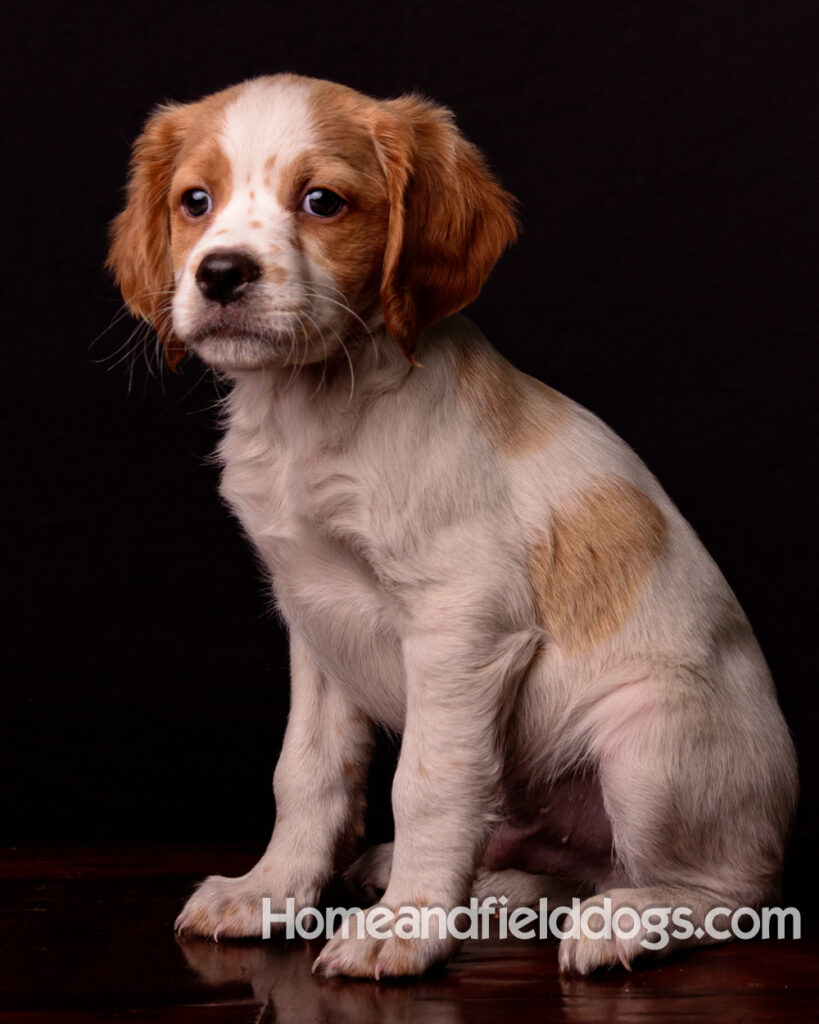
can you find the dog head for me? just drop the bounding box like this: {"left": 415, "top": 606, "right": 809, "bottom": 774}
{"left": 108, "top": 74, "right": 519, "bottom": 371}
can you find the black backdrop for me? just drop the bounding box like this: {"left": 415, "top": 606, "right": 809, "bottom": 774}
{"left": 2, "top": 0, "right": 816, "bottom": 902}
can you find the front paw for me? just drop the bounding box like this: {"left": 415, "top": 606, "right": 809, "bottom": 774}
{"left": 312, "top": 904, "right": 457, "bottom": 979}
{"left": 175, "top": 872, "right": 303, "bottom": 940}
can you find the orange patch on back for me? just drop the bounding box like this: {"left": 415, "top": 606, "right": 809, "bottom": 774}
{"left": 529, "top": 479, "right": 668, "bottom": 652}
{"left": 456, "top": 345, "right": 568, "bottom": 455}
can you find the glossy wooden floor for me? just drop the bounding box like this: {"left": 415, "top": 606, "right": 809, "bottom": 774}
{"left": 1, "top": 847, "right": 816, "bottom": 1022}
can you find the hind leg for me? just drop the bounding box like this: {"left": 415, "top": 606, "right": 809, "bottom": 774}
{"left": 344, "top": 842, "right": 394, "bottom": 900}
{"left": 473, "top": 866, "right": 577, "bottom": 907}
{"left": 559, "top": 885, "right": 734, "bottom": 973}
{"left": 560, "top": 670, "right": 796, "bottom": 973}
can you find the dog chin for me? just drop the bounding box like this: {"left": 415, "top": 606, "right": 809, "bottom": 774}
{"left": 185, "top": 329, "right": 287, "bottom": 371}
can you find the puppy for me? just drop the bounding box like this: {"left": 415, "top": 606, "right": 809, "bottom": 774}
{"left": 108, "top": 74, "right": 797, "bottom": 977}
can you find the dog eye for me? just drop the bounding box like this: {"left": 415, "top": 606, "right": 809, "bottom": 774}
{"left": 302, "top": 188, "right": 345, "bottom": 218}
{"left": 181, "top": 188, "right": 212, "bottom": 217}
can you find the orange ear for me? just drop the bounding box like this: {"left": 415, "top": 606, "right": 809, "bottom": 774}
{"left": 107, "top": 103, "right": 193, "bottom": 369}
{"left": 371, "top": 97, "right": 520, "bottom": 360}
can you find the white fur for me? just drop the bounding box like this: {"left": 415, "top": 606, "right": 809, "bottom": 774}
{"left": 114, "top": 76, "right": 797, "bottom": 978}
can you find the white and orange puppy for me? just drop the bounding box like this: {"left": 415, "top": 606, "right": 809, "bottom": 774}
{"left": 109, "top": 74, "right": 797, "bottom": 978}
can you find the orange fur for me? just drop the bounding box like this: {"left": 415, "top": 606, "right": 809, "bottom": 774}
{"left": 370, "top": 97, "right": 520, "bottom": 360}
{"left": 107, "top": 89, "right": 239, "bottom": 369}
{"left": 107, "top": 103, "right": 191, "bottom": 368}
{"left": 299, "top": 83, "right": 395, "bottom": 319}
{"left": 456, "top": 345, "right": 568, "bottom": 454}
{"left": 169, "top": 137, "right": 233, "bottom": 276}
{"left": 529, "top": 479, "right": 669, "bottom": 652}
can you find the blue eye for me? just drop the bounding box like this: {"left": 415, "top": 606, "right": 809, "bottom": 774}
{"left": 181, "top": 188, "right": 212, "bottom": 217}
{"left": 302, "top": 188, "right": 345, "bottom": 218}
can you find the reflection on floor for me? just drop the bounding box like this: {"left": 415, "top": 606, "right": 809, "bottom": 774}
{"left": 1, "top": 847, "right": 814, "bottom": 1023}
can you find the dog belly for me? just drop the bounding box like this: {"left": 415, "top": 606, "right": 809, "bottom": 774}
{"left": 484, "top": 773, "right": 613, "bottom": 883}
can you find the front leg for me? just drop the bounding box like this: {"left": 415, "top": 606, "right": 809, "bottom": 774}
{"left": 314, "top": 620, "right": 541, "bottom": 977}
{"left": 176, "top": 630, "right": 373, "bottom": 938}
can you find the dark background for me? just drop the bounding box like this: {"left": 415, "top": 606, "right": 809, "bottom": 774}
{"left": 2, "top": 1, "right": 816, "bottom": 903}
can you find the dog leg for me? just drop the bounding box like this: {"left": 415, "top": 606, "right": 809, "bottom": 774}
{"left": 559, "top": 668, "right": 796, "bottom": 972}
{"left": 313, "top": 624, "right": 542, "bottom": 978}
{"left": 176, "top": 631, "right": 373, "bottom": 938}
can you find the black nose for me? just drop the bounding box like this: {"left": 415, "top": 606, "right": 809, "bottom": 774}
{"left": 195, "top": 251, "right": 261, "bottom": 305}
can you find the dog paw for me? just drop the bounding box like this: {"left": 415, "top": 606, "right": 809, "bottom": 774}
{"left": 175, "top": 872, "right": 296, "bottom": 940}
{"left": 559, "top": 930, "right": 637, "bottom": 974}
{"left": 557, "top": 893, "right": 646, "bottom": 974}
{"left": 312, "top": 904, "right": 456, "bottom": 979}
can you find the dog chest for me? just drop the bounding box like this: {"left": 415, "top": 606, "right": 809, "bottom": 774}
{"left": 219, "top": 422, "right": 407, "bottom": 727}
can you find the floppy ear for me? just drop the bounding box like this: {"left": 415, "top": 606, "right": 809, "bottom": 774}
{"left": 107, "top": 103, "right": 193, "bottom": 369}
{"left": 371, "top": 96, "right": 520, "bottom": 360}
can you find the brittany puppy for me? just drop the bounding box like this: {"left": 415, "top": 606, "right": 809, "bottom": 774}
{"left": 108, "top": 74, "right": 797, "bottom": 977}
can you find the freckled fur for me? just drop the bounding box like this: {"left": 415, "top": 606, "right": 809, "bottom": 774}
{"left": 108, "top": 74, "right": 797, "bottom": 980}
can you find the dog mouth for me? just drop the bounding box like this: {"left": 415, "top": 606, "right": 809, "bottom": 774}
{"left": 184, "top": 307, "right": 303, "bottom": 344}
{"left": 180, "top": 306, "right": 320, "bottom": 370}
{"left": 182, "top": 307, "right": 305, "bottom": 349}
{"left": 187, "top": 324, "right": 281, "bottom": 347}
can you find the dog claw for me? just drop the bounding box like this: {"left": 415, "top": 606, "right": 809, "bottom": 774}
{"left": 616, "top": 938, "right": 632, "bottom": 971}
{"left": 312, "top": 956, "right": 341, "bottom": 977}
